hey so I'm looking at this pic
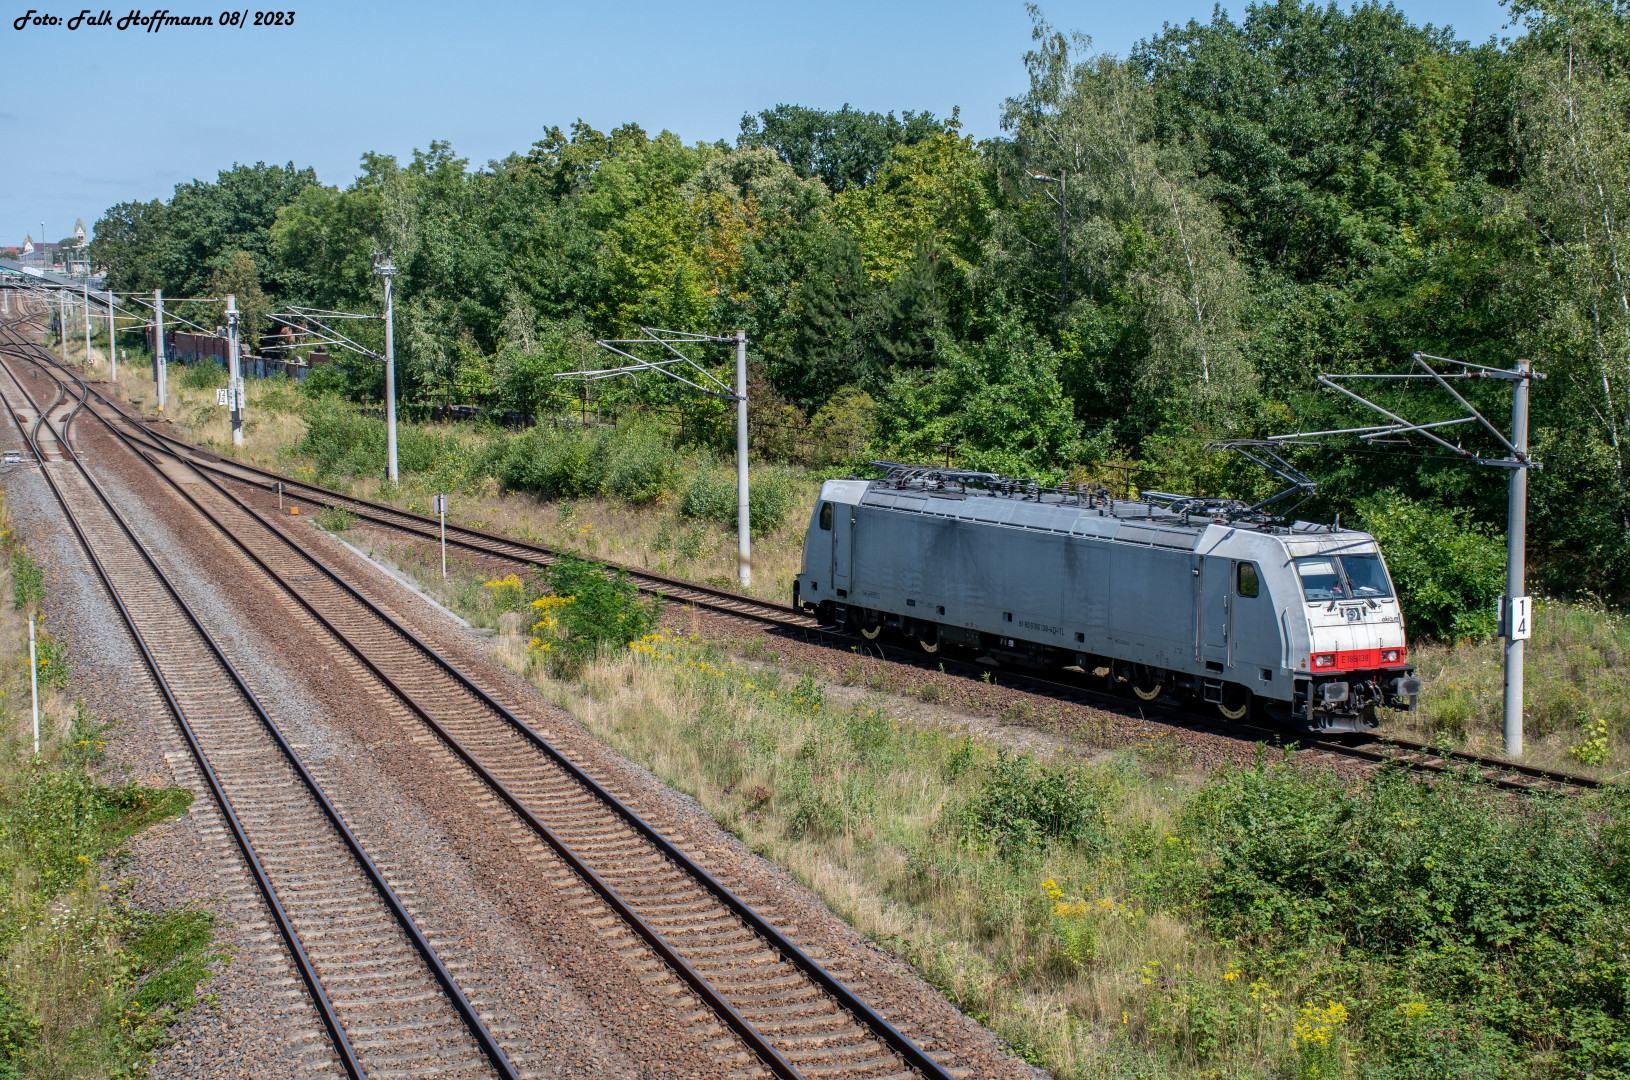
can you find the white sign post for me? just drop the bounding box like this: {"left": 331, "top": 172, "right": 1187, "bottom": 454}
{"left": 28, "top": 616, "right": 39, "bottom": 755}
{"left": 434, "top": 494, "right": 448, "bottom": 580}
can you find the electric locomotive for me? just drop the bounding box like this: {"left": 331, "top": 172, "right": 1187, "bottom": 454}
{"left": 792, "top": 462, "right": 1420, "bottom": 733}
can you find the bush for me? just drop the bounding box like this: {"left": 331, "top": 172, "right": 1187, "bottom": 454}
{"left": 10, "top": 551, "right": 42, "bottom": 608}
{"left": 958, "top": 751, "right": 1117, "bottom": 861}
{"left": 177, "top": 361, "right": 226, "bottom": 390}
{"left": 1355, "top": 489, "right": 1505, "bottom": 642}
{"left": 679, "top": 467, "right": 800, "bottom": 537}
{"left": 1179, "top": 759, "right": 1630, "bottom": 1077}
{"left": 495, "top": 422, "right": 678, "bottom": 505}
{"left": 534, "top": 556, "right": 661, "bottom": 668}
{"left": 299, "top": 398, "right": 469, "bottom": 479}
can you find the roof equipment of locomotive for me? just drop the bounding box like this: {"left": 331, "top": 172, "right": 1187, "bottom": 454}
{"left": 793, "top": 460, "right": 1420, "bottom": 733}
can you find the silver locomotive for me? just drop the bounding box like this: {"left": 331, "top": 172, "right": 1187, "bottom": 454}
{"left": 793, "top": 463, "right": 1420, "bottom": 733}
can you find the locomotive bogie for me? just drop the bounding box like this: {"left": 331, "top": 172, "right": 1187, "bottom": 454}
{"left": 796, "top": 476, "right": 1417, "bottom": 734}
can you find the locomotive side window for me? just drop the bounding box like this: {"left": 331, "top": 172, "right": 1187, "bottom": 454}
{"left": 819, "top": 503, "right": 833, "bottom": 530}
{"left": 1337, "top": 554, "right": 1394, "bottom": 598}
{"left": 1294, "top": 557, "right": 1345, "bottom": 600}
{"left": 1237, "top": 562, "right": 1260, "bottom": 598}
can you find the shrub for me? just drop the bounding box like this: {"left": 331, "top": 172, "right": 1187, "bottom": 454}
{"left": 679, "top": 467, "right": 800, "bottom": 537}
{"left": 33, "top": 630, "right": 69, "bottom": 689}
{"left": 1180, "top": 759, "right": 1630, "bottom": 1076}
{"left": 314, "top": 506, "right": 356, "bottom": 532}
{"left": 958, "top": 751, "right": 1117, "bottom": 861}
{"left": 1355, "top": 489, "right": 1505, "bottom": 642}
{"left": 495, "top": 422, "right": 679, "bottom": 505}
{"left": 298, "top": 398, "right": 472, "bottom": 481}
{"left": 178, "top": 361, "right": 226, "bottom": 390}
{"left": 534, "top": 556, "right": 661, "bottom": 669}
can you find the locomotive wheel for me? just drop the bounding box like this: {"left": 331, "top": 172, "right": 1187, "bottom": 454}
{"left": 860, "top": 624, "right": 883, "bottom": 641}
{"left": 1217, "top": 684, "right": 1252, "bottom": 721}
{"left": 1130, "top": 664, "right": 1163, "bottom": 701}
{"left": 918, "top": 627, "right": 939, "bottom": 653}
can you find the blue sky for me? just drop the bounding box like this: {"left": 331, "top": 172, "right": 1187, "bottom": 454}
{"left": 1, "top": 0, "right": 1518, "bottom": 248}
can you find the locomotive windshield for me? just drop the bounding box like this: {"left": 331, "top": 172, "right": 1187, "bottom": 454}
{"left": 1294, "top": 553, "right": 1395, "bottom": 601}
{"left": 1337, "top": 554, "right": 1394, "bottom": 598}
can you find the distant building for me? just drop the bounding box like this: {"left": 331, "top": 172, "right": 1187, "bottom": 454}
{"left": 20, "top": 238, "right": 62, "bottom": 271}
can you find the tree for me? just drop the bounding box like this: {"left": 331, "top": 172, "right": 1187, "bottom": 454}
{"left": 737, "top": 104, "right": 949, "bottom": 192}
{"left": 207, "top": 251, "right": 271, "bottom": 348}
{"left": 90, "top": 200, "right": 167, "bottom": 292}
{"left": 161, "top": 161, "right": 318, "bottom": 298}
{"left": 995, "top": 15, "right": 1254, "bottom": 430}
{"left": 873, "top": 317, "right": 1090, "bottom": 478}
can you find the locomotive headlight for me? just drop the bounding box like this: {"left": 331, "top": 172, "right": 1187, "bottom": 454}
{"left": 1312, "top": 652, "right": 1336, "bottom": 669}
{"left": 1379, "top": 648, "right": 1401, "bottom": 663}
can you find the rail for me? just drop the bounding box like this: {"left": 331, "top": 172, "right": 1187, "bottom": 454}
{"left": 0, "top": 324, "right": 520, "bottom": 1080}
{"left": 4, "top": 316, "right": 959, "bottom": 1080}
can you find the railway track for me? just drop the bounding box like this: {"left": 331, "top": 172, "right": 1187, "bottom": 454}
{"left": 2, "top": 318, "right": 962, "bottom": 1077}
{"left": 22, "top": 319, "right": 1598, "bottom": 798}
{"left": 96, "top": 407, "right": 812, "bottom": 630}
{"left": 0, "top": 327, "right": 516, "bottom": 1079}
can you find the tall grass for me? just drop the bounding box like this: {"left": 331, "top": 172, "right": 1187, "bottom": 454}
{"left": 518, "top": 634, "right": 1630, "bottom": 1079}
{"left": 1402, "top": 597, "right": 1630, "bottom": 773}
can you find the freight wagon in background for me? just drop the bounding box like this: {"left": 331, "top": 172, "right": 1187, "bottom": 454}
{"left": 144, "top": 325, "right": 330, "bottom": 381}
{"left": 793, "top": 463, "right": 1421, "bottom": 733}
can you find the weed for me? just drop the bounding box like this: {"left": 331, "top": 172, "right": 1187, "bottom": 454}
{"left": 532, "top": 556, "right": 661, "bottom": 671}
{"left": 957, "top": 751, "right": 1116, "bottom": 862}
{"left": 177, "top": 361, "right": 226, "bottom": 391}
{"left": 32, "top": 628, "right": 69, "bottom": 690}
{"left": 1569, "top": 713, "right": 1613, "bottom": 766}
{"left": 313, "top": 505, "right": 357, "bottom": 532}
{"left": 10, "top": 551, "right": 42, "bottom": 609}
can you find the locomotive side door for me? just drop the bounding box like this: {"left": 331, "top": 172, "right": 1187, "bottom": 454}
{"left": 832, "top": 504, "right": 854, "bottom": 595}
{"left": 1199, "top": 555, "right": 1232, "bottom": 665}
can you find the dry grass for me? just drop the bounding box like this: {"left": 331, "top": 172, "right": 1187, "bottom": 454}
{"left": 104, "top": 350, "right": 819, "bottom": 603}
{"left": 479, "top": 628, "right": 1308, "bottom": 1079}
{"left": 339, "top": 468, "right": 816, "bottom": 604}
{"left": 1398, "top": 597, "right": 1630, "bottom": 778}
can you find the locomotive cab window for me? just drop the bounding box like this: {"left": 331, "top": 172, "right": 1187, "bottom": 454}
{"left": 1294, "top": 553, "right": 1395, "bottom": 602}
{"left": 1338, "top": 554, "right": 1394, "bottom": 599}
{"left": 1294, "top": 557, "right": 1344, "bottom": 601}
{"left": 1236, "top": 562, "right": 1260, "bottom": 598}
{"left": 819, "top": 503, "right": 833, "bottom": 530}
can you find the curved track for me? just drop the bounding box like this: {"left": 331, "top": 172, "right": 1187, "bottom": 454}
{"left": 0, "top": 315, "right": 961, "bottom": 1078}
{"left": 0, "top": 317, "right": 515, "bottom": 1080}
{"left": 91, "top": 389, "right": 1598, "bottom": 796}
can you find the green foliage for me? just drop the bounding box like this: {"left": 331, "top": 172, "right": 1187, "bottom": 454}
{"left": 298, "top": 398, "right": 470, "bottom": 481}
{"left": 678, "top": 467, "right": 800, "bottom": 537}
{"left": 313, "top": 505, "right": 357, "bottom": 533}
{"left": 177, "top": 361, "right": 227, "bottom": 391}
{"left": 32, "top": 630, "right": 69, "bottom": 690}
{"left": 1356, "top": 489, "right": 1505, "bottom": 642}
{"left": 207, "top": 250, "right": 271, "bottom": 347}
{"left": 10, "top": 551, "right": 42, "bottom": 609}
{"left": 540, "top": 556, "right": 661, "bottom": 666}
{"left": 875, "top": 317, "right": 1097, "bottom": 479}
{"left": 497, "top": 422, "right": 679, "bottom": 504}
{"left": 957, "top": 751, "right": 1117, "bottom": 862}
{"left": 1178, "top": 759, "right": 1630, "bottom": 1078}
{"left": 738, "top": 103, "right": 950, "bottom": 192}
